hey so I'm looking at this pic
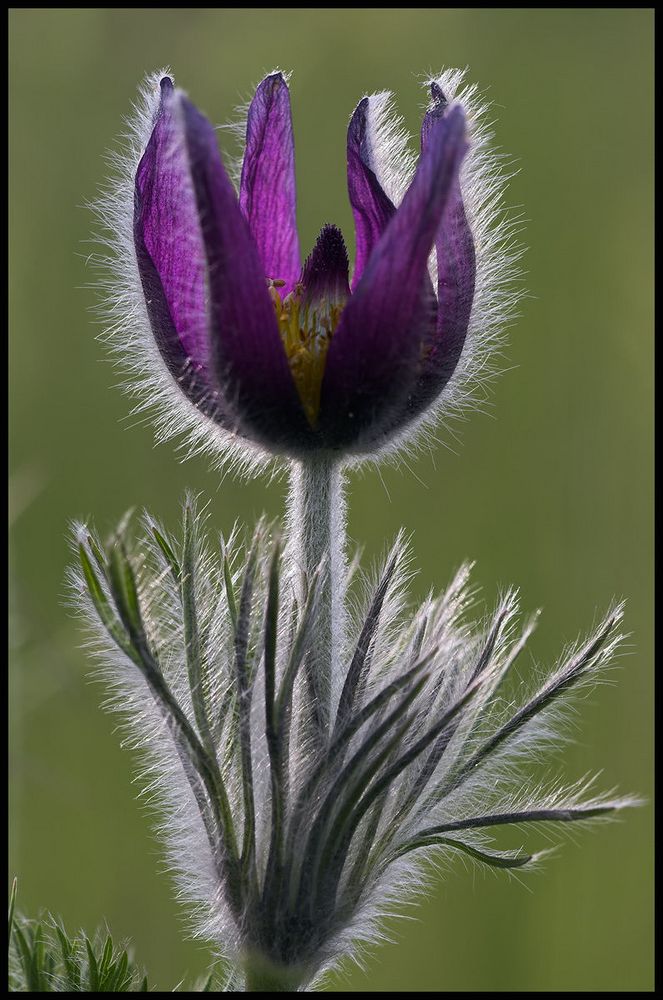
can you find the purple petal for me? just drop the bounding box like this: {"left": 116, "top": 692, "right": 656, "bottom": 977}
{"left": 134, "top": 77, "right": 226, "bottom": 420}
{"left": 409, "top": 82, "right": 476, "bottom": 415}
{"left": 346, "top": 97, "right": 397, "bottom": 290}
{"left": 178, "top": 93, "right": 311, "bottom": 449}
{"left": 319, "top": 105, "right": 468, "bottom": 449}
{"left": 240, "top": 73, "right": 301, "bottom": 295}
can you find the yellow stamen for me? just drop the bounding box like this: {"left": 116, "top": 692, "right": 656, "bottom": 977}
{"left": 269, "top": 281, "right": 343, "bottom": 427}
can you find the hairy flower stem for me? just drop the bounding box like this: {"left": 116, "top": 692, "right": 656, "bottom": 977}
{"left": 288, "top": 458, "right": 346, "bottom": 739}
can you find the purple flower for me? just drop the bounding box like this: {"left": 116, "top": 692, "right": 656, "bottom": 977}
{"left": 133, "top": 73, "right": 476, "bottom": 459}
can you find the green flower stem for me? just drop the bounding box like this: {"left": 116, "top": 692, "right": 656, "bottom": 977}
{"left": 288, "top": 457, "right": 346, "bottom": 738}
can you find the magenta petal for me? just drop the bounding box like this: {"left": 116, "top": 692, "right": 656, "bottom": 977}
{"left": 240, "top": 73, "right": 301, "bottom": 295}
{"left": 346, "top": 97, "right": 397, "bottom": 290}
{"left": 409, "top": 82, "right": 476, "bottom": 415}
{"left": 134, "top": 78, "right": 227, "bottom": 420}
{"left": 178, "top": 94, "right": 311, "bottom": 449}
{"left": 319, "top": 105, "right": 468, "bottom": 449}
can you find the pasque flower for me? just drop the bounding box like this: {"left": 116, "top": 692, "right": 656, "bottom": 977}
{"left": 95, "top": 69, "right": 518, "bottom": 470}
{"left": 80, "top": 68, "right": 638, "bottom": 992}
{"left": 132, "top": 71, "right": 475, "bottom": 459}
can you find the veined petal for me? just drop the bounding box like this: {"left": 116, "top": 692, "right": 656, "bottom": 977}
{"left": 134, "top": 77, "right": 226, "bottom": 422}
{"left": 409, "top": 82, "right": 476, "bottom": 416}
{"left": 320, "top": 105, "right": 468, "bottom": 449}
{"left": 240, "top": 72, "right": 301, "bottom": 295}
{"left": 178, "top": 93, "right": 311, "bottom": 450}
{"left": 346, "top": 97, "right": 397, "bottom": 290}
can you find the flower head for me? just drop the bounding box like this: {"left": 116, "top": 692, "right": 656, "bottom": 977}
{"left": 96, "top": 69, "right": 520, "bottom": 473}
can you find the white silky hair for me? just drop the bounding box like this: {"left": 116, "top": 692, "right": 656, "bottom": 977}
{"left": 70, "top": 504, "right": 638, "bottom": 981}
{"left": 89, "top": 67, "right": 523, "bottom": 479}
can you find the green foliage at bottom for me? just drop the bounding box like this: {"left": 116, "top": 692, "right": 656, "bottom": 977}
{"left": 8, "top": 881, "right": 234, "bottom": 993}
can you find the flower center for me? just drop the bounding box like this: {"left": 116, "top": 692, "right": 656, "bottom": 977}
{"left": 269, "top": 280, "right": 344, "bottom": 427}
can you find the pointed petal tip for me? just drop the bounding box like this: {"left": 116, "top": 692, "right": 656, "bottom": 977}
{"left": 429, "top": 80, "right": 448, "bottom": 109}
{"left": 159, "top": 75, "right": 174, "bottom": 93}
{"left": 350, "top": 93, "right": 389, "bottom": 132}
{"left": 352, "top": 95, "right": 370, "bottom": 118}
{"left": 347, "top": 102, "right": 366, "bottom": 150}
{"left": 258, "top": 70, "right": 289, "bottom": 94}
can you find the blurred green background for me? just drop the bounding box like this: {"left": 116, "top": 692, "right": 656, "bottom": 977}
{"left": 9, "top": 8, "right": 653, "bottom": 992}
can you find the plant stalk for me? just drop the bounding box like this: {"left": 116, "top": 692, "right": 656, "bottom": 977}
{"left": 287, "top": 457, "right": 346, "bottom": 738}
